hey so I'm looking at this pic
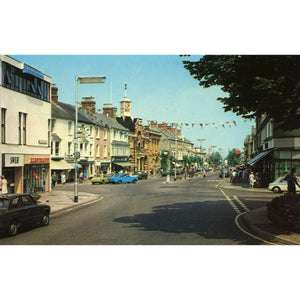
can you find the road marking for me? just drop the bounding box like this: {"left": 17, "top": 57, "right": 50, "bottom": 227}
{"left": 235, "top": 213, "right": 278, "bottom": 245}
{"left": 233, "top": 195, "right": 250, "bottom": 212}
{"left": 219, "top": 188, "right": 242, "bottom": 214}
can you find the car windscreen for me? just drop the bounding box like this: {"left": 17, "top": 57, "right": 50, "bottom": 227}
{"left": 0, "top": 199, "right": 9, "bottom": 211}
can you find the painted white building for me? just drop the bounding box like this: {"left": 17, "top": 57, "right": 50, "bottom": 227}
{"left": 0, "top": 55, "right": 52, "bottom": 193}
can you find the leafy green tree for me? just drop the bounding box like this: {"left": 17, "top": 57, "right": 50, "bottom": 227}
{"left": 160, "top": 150, "right": 170, "bottom": 171}
{"left": 226, "top": 149, "right": 241, "bottom": 167}
{"left": 182, "top": 55, "right": 300, "bottom": 130}
{"left": 208, "top": 151, "right": 222, "bottom": 167}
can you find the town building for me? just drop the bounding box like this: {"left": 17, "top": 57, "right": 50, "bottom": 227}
{"left": 247, "top": 115, "right": 300, "bottom": 187}
{"left": 0, "top": 55, "right": 52, "bottom": 193}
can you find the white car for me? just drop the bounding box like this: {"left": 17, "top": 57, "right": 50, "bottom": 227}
{"left": 268, "top": 176, "right": 300, "bottom": 193}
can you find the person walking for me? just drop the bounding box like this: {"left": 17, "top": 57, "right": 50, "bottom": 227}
{"left": 249, "top": 172, "right": 255, "bottom": 188}
{"left": 52, "top": 172, "right": 57, "bottom": 189}
{"left": 0, "top": 175, "right": 8, "bottom": 194}
{"left": 284, "top": 168, "right": 300, "bottom": 197}
{"left": 61, "top": 172, "right": 66, "bottom": 185}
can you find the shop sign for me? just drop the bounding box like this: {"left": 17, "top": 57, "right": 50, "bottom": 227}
{"left": 111, "top": 156, "right": 129, "bottom": 163}
{"left": 29, "top": 157, "right": 50, "bottom": 164}
{"left": 4, "top": 154, "right": 24, "bottom": 167}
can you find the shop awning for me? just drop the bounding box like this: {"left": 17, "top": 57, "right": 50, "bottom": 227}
{"left": 247, "top": 150, "right": 272, "bottom": 166}
{"left": 113, "top": 162, "right": 135, "bottom": 167}
{"left": 51, "top": 160, "right": 74, "bottom": 170}
{"left": 68, "top": 163, "right": 82, "bottom": 169}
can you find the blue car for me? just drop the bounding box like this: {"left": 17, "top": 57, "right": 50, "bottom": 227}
{"left": 108, "top": 173, "right": 139, "bottom": 184}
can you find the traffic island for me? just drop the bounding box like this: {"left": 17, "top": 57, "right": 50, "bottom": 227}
{"left": 267, "top": 195, "right": 300, "bottom": 231}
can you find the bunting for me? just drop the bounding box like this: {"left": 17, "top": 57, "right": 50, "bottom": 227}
{"left": 152, "top": 120, "right": 247, "bottom": 130}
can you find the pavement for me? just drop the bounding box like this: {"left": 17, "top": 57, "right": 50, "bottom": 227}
{"left": 36, "top": 175, "right": 300, "bottom": 245}
{"left": 219, "top": 178, "right": 300, "bottom": 245}
{"left": 37, "top": 189, "right": 102, "bottom": 215}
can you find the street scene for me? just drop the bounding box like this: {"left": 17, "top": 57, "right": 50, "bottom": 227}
{"left": 1, "top": 54, "right": 300, "bottom": 246}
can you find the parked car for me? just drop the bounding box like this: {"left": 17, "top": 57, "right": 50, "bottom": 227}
{"left": 108, "top": 173, "right": 139, "bottom": 184}
{"left": 134, "top": 171, "right": 148, "bottom": 180}
{"left": 219, "top": 169, "right": 230, "bottom": 178}
{"left": 0, "top": 194, "right": 50, "bottom": 236}
{"left": 91, "top": 174, "right": 109, "bottom": 184}
{"left": 268, "top": 176, "right": 300, "bottom": 193}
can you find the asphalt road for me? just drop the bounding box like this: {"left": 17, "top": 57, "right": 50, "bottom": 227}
{"left": 0, "top": 172, "right": 275, "bottom": 245}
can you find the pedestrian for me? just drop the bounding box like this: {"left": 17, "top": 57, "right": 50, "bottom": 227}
{"left": 284, "top": 168, "right": 300, "bottom": 198}
{"left": 79, "top": 172, "right": 84, "bottom": 183}
{"left": 52, "top": 172, "right": 57, "bottom": 188}
{"left": 249, "top": 172, "right": 255, "bottom": 188}
{"left": 61, "top": 172, "right": 66, "bottom": 185}
{"left": 0, "top": 175, "right": 8, "bottom": 194}
{"left": 231, "top": 170, "right": 236, "bottom": 184}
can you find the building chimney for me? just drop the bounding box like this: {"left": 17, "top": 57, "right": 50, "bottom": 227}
{"left": 51, "top": 84, "right": 58, "bottom": 105}
{"left": 81, "top": 97, "right": 96, "bottom": 115}
{"left": 158, "top": 122, "right": 168, "bottom": 133}
{"left": 150, "top": 121, "right": 157, "bottom": 128}
{"left": 102, "top": 103, "right": 117, "bottom": 119}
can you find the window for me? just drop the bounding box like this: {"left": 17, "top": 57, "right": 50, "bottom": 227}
{"left": 90, "top": 144, "right": 93, "bottom": 156}
{"left": 18, "top": 112, "right": 22, "bottom": 144}
{"left": 68, "top": 142, "right": 72, "bottom": 155}
{"left": 68, "top": 121, "right": 72, "bottom": 135}
{"left": 2, "top": 62, "right": 50, "bottom": 102}
{"left": 104, "top": 128, "right": 108, "bottom": 140}
{"left": 55, "top": 141, "right": 60, "bottom": 156}
{"left": 23, "top": 113, "right": 27, "bottom": 145}
{"left": 48, "top": 119, "right": 51, "bottom": 147}
{"left": 9, "top": 198, "right": 22, "bottom": 210}
{"left": 22, "top": 196, "right": 35, "bottom": 207}
{"left": 104, "top": 145, "right": 108, "bottom": 158}
{"left": 90, "top": 126, "right": 93, "bottom": 135}
{"left": 1, "top": 108, "right": 6, "bottom": 143}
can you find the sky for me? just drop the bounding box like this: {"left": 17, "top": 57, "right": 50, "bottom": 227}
{"left": 12, "top": 54, "right": 254, "bottom": 156}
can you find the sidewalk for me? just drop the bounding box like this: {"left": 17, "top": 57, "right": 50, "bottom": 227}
{"left": 37, "top": 190, "right": 101, "bottom": 215}
{"left": 219, "top": 178, "right": 300, "bottom": 245}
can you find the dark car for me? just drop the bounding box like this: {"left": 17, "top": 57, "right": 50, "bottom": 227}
{"left": 0, "top": 194, "right": 50, "bottom": 236}
{"left": 134, "top": 171, "right": 148, "bottom": 180}
{"left": 219, "top": 169, "right": 230, "bottom": 178}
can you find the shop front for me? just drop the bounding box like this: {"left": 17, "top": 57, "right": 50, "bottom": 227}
{"left": 2, "top": 154, "right": 24, "bottom": 194}
{"left": 24, "top": 155, "right": 50, "bottom": 193}
{"left": 111, "top": 156, "right": 134, "bottom": 173}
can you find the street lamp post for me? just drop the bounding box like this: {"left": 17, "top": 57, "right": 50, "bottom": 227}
{"left": 74, "top": 75, "right": 106, "bottom": 203}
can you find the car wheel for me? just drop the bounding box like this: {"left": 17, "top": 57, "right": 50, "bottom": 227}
{"left": 8, "top": 222, "right": 18, "bottom": 236}
{"left": 118, "top": 180, "right": 122, "bottom": 184}
{"left": 92, "top": 182, "right": 95, "bottom": 185}
{"left": 272, "top": 186, "right": 281, "bottom": 193}
{"left": 133, "top": 179, "right": 137, "bottom": 183}
{"left": 41, "top": 213, "right": 50, "bottom": 226}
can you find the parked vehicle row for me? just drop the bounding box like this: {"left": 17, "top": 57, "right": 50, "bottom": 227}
{"left": 91, "top": 173, "right": 139, "bottom": 184}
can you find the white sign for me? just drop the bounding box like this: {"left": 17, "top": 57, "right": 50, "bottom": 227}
{"left": 4, "top": 154, "right": 24, "bottom": 167}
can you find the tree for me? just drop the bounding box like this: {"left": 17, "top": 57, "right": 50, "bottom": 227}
{"left": 226, "top": 149, "right": 241, "bottom": 166}
{"left": 208, "top": 151, "right": 222, "bottom": 167}
{"left": 182, "top": 55, "right": 300, "bottom": 130}
{"left": 160, "top": 150, "right": 170, "bottom": 171}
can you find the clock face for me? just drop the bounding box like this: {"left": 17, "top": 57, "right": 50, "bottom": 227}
{"left": 125, "top": 103, "right": 130, "bottom": 108}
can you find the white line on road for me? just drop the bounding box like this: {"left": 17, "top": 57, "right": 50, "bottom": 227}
{"left": 233, "top": 195, "right": 250, "bottom": 212}
{"left": 219, "top": 188, "right": 241, "bottom": 214}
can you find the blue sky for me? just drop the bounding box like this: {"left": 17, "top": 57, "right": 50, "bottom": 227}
{"left": 12, "top": 54, "right": 254, "bottom": 156}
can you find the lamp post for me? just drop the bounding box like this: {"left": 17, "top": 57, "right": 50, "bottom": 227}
{"left": 74, "top": 75, "right": 106, "bottom": 202}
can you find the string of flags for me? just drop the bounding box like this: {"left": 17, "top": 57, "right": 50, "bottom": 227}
{"left": 147, "top": 120, "right": 244, "bottom": 129}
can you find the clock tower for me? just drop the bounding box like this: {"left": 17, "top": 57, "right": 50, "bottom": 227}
{"left": 120, "top": 83, "right": 132, "bottom": 117}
